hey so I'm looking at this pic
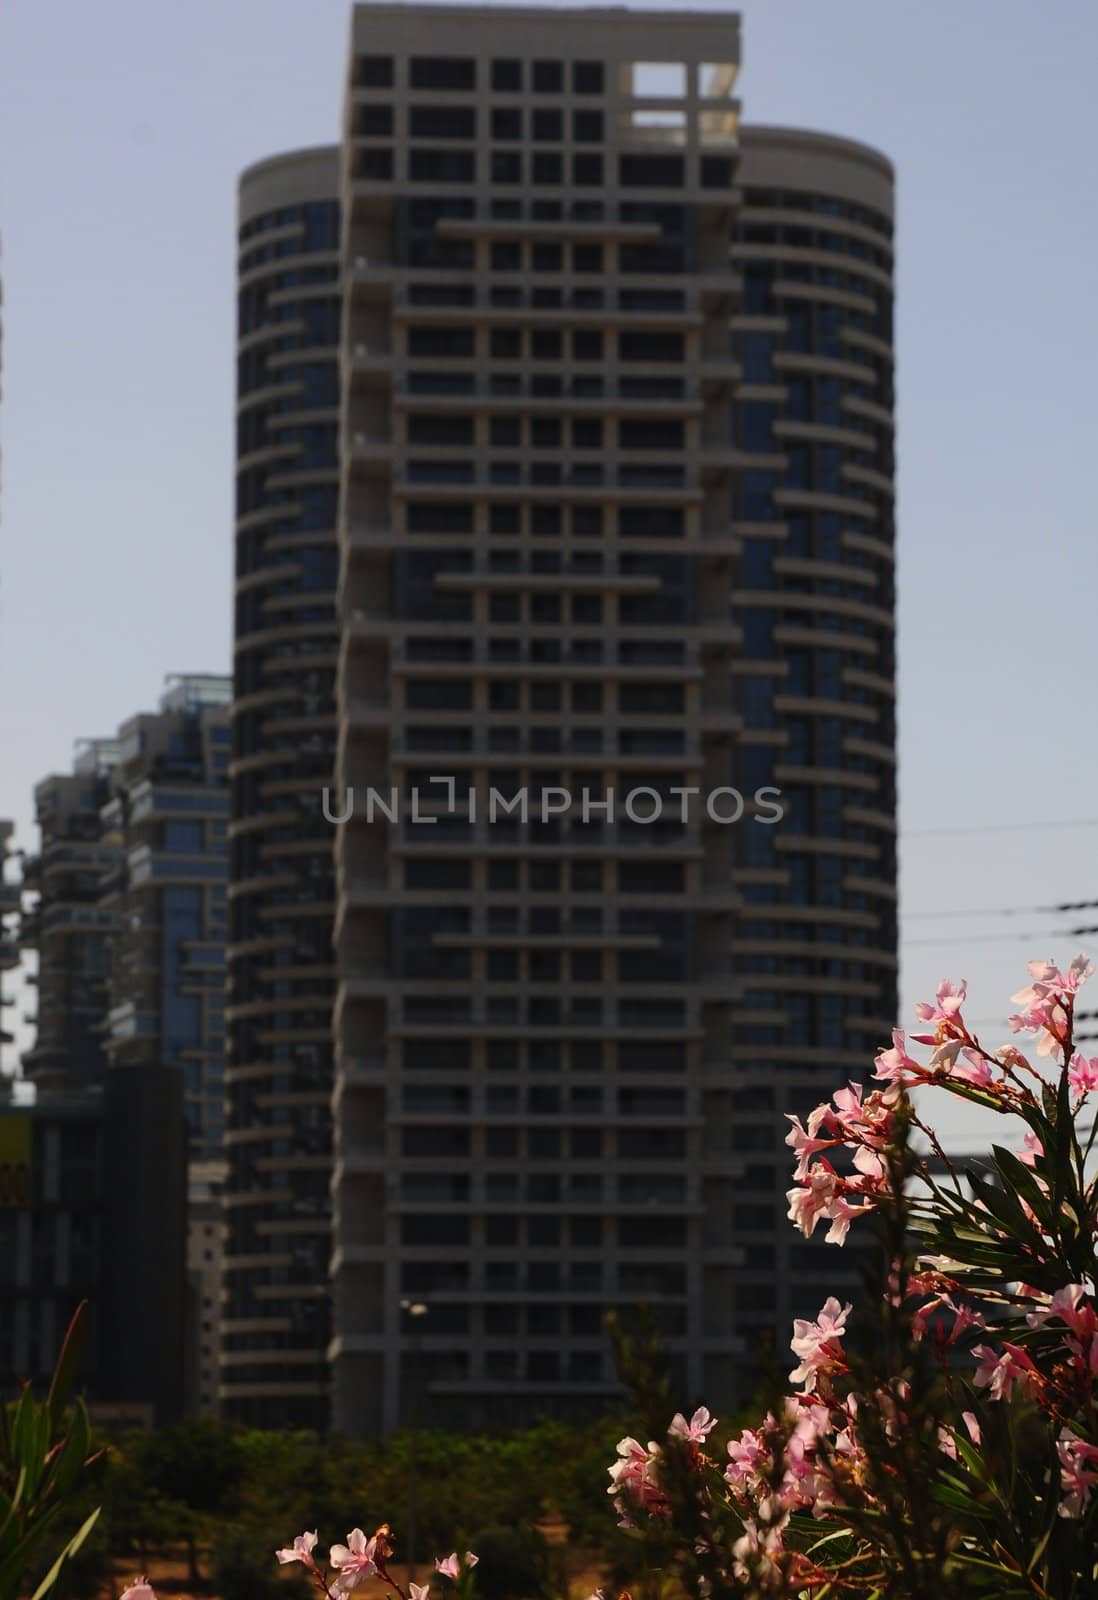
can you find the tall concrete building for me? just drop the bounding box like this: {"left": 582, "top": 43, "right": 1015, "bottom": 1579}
{"left": 227, "top": 2, "right": 897, "bottom": 1434}
{"left": 224, "top": 150, "right": 342, "bottom": 1425}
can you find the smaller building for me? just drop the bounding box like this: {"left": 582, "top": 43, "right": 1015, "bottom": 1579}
{"left": 99, "top": 674, "right": 231, "bottom": 1163}
{"left": 0, "top": 1067, "right": 188, "bottom": 1423}
{"left": 20, "top": 744, "right": 122, "bottom": 1094}
{"left": 0, "top": 821, "right": 20, "bottom": 1061}
{"left": 13, "top": 677, "right": 232, "bottom": 1417}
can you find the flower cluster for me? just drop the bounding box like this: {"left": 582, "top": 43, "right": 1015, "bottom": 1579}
{"left": 123, "top": 1533, "right": 478, "bottom": 1600}
{"left": 604, "top": 957, "right": 1098, "bottom": 1590}
{"left": 785, "top": 1081, "right": 898, "bottom": 1244}
{"left": 608, "top": 1407, "right": 716, "bottom": 1525}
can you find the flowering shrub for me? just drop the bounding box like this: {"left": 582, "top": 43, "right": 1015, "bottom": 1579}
{"left": 121, "top": 1534, "right": 478, "bottom": 1600}
{"left": 604, "top": 959, "right": 1098, "bottom": 1596}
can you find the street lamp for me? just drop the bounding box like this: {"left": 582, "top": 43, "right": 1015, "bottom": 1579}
{"left": 400, "top": 1299, "right": 429, "bottom": 1586}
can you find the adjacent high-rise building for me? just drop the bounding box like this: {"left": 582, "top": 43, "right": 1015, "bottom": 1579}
{"left": 722, "top": 127, "right": 896, "bottom": 1381}
{"left": 224, "top": 150, "right": 342, "bottom": 1426}
{"left": 225, "top": 2, "right": 897, "bottom": 1434}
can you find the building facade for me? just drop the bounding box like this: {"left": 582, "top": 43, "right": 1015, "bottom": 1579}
{"left": 723, "top": 128, "right": 897, "bottom": 1377}
{"left": 226, "top": 2, "right": 897, "bottom": 1436}
{"left": 223, "top": 149, "right": 342, "bottom": 1426}
{"left": 332, "top": 4, "right": 750, "bottom": 1433}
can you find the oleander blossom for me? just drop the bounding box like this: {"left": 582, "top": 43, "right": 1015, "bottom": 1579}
{"left": 330, "top": 1528, "right": 387, "bottom": 1592}
{"left": 789, "top": 1297, "right": 852, "bottom": 1393}
{"left": 1057, "top": 1428, "right": 1098, "bottom": 1518}
{"left": 119, "top": 1584, "right": 158, "bottom": 1600}
{"left": 608, "top": 1434, "right": 668, "bottom": 1523}
{"left": 435, "top": 1552, "right": 479, "bottom": 1579}
{"left": 277, "top": 1531, "right": 319, "bottom": 1567}
{"left": 784, "top": 1081, "right": 897, "bottom": 1245}
{"left": 669, "top": 1405, "right": 718, "bottom": 1443}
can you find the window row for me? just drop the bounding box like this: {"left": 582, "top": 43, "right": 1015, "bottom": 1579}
{"left": 355, "top": 147, "right": 732, "bottom": 190}
{"left": 355, "top": 55, "right": 606, "bottom": 95}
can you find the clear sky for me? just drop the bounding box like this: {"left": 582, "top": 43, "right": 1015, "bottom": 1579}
{"left": 2, "top": 0, "right": 1097, "bottom": 1143}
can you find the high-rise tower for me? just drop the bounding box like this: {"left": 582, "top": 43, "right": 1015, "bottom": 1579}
{"left": 724, "top": 127, "right": 897, "bottom": 1386}
{"left": 332, "top": 4, "right": 748, "bottom": 1433}
{"left": 224, "top": 148, "right": 342, "bottom": 1426}
{"left": 227, "top": 5, "right": 898, "bottom": 1437}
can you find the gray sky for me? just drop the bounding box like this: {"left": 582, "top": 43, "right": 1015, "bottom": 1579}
{"left": 2, "top": 0, "right": 1097, "bottom": 1143}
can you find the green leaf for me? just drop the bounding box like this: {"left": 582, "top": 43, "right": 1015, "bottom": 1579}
{"left": 46, "top": 1304, "right": 88, "bottom": 1433}
{"left": 965, "top": 1169, "right": 1036, "bottom": 1241}
{"left": 1051, "top": 1064, "right": 1075, "bottom": 1218}
{"left": 46, "top": 1399, "right": 90, "bottom": 1503}
{"left": 28, "top": 1507, "right": 100, "bottom": 1600}
{"left": 990, "top": 1145, "right": 1053, "bottom": 1224}
{"left": 10, "top": 1389, "right": 40, "bottom": 1485}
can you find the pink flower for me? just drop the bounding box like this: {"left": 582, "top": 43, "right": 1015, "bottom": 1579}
{"left": 1057, "top": 1428, "right": 1098, "bottom": 1518}
{"left": 435, "top": 1553, "right": 478, "bottom": 1580}
{"left": 276, "top": 1532, "right": 319, "bottom": 1568}
{"left": 725, "top": 1427, "right": 768, "bottom": 1492}
{"left": 873, "top": 1028, "right": 919, "bottom": 1084}
{"left": 607, "top": 1436, "right": 667, "bottom": 1522}
{"left": 912, "top": 979, "right": 967, "bottom": 1043}
{"left": 786, "top": 1165, "right": 838, "bottom": 1238}
{"left": 913, "top": 1295, "right": 985, "bottom": 1346}
{"left": 1068, "top": 1051, "right": 1098, "bottom": 1095}
{"left": 951, "top": 1046, "right": 994, "bottom": 1087}
{"left": 330, "top": 1530, "right": 382, "bottom": 1592}
{"left": 411, "top": 1587, "right": 432, "bottom": 1600}
{"left": 823, "top": 1192, "right": 872, "bottom": 1246}
{"left": 789, "top": 1297, "right": 851, "bottom": 1392}
{"left": 669, "top": 1405, "right": 717, "bottom": 1443}
{"left": 972, "top": 1342, "right": 1038, "bottom": 1401}
{"left": 1018, "top": 1131, "right": 1043, "bottom": 1168}
{"left": 120, "top": 1584, "right": 158, "bottom": 1600}
{"left": 1009, "top": 956, "right": 1091, "bottom": 1057}
{"left": 784, "top": 1106, "right": 838, "bottom": 1179}
{"left": 1028, "top": 1283, "right": 1089, "bottom": 1332}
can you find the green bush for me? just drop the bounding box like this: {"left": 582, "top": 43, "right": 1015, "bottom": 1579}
{"left": 465, "top": 1525, "right": 551, "bottom": 1600}
{"left": 211, "top": 1526, "right": 310, "bottom": 1600}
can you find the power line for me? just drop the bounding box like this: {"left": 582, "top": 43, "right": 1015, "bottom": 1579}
{"left": 903, "top": 903, "right": 1060, "bottom": 922}
{"left": 902, "top": 928, "right": 1078, "bottom": 948}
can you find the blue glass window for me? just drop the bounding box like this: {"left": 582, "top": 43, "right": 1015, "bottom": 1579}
{"left": 740, "top": 470, "right": 774, "bottom": 521}
{"left": 741, "top": 403, "right": 774, "bottom": 452}
{"left": 742, "top": 608, "right": 774, "bottom": 656}
{"left": 163, "top": 820, "right": 203, "bottom": 852}
{"left": 741, "top": 333, "right": 773, "bottom": 383}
